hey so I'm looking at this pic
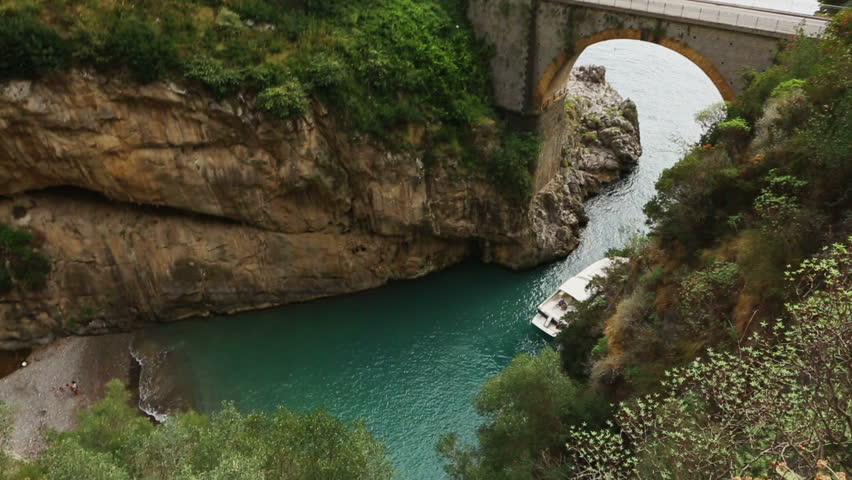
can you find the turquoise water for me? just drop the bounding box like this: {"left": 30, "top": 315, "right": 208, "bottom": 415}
{"left": 144, "top": 41, "right": 726, "bottom": 479}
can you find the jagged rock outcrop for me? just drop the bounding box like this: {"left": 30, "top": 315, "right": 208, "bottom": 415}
{"left": 0, "top": 65, "right": 640, "bottom": 347}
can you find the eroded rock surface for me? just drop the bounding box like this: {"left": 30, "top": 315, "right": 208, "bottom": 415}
{"left": 0, "top": 66, "right": 640, "bottom": 347}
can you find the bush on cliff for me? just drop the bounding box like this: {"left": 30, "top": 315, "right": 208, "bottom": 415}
{"left": 0, "top": 223, "right": 50, "bottom": 293}
{"left": 0, "top": 15, "right": 69, "bottom": 78}
{"left": 487, "top": 132, "right": 541, "bottom": 202}
{"left": 98, "top": 14, "right": 179, "bottom": 83}
{"left": 257, "top": 81, "right": 309, "bottom": 119}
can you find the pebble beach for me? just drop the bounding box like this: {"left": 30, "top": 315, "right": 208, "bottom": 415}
{"left": 0, "top": 334, "right": 133, "bottom": 458}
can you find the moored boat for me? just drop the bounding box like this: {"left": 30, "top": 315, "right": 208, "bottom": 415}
{"left": 530, "top": 257, "right": 624, "bottom": 337}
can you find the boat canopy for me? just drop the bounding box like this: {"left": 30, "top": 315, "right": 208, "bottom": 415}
{"left": 557, "top": 257, "right": 625, "bottom": 302}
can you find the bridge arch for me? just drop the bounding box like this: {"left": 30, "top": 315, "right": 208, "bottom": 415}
{"left": 466, "top": 0, "right": 825, "bottom": 115}
{"left": 534, "top": 29, "right": 736, "bottom": 111}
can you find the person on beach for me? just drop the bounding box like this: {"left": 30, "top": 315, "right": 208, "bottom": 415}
{"left": 70, "top": 381, "right": 78, "bottom": 395}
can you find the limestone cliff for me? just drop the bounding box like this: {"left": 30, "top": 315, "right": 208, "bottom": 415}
{"left": 0, "top": 65, "right": 640, "bottom": 348}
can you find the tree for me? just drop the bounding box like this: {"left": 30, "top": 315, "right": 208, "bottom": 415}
{"left": 439, "top": 349, "right": 608, "bottom": 480}
{"left": 694, "top": 101, "right": 729, "bottom": 133}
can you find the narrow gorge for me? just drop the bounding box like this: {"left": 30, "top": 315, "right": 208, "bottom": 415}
{"left": 0, "top": 65, "right": 640, "bottom": 347}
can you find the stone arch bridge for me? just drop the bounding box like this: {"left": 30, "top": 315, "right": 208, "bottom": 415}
{"left": 467, "top": 0, "right": 829, "bottom": 113}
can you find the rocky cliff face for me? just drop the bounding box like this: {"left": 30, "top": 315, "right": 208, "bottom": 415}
{"left": 0, "top": 65, "right": 639, "bottom": 348}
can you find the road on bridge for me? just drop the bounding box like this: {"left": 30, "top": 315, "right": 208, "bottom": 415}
{"left": 556, "top": 0, "right": 829, "bottom": 37}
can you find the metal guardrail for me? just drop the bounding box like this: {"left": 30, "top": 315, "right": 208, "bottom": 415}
{"left": 556, "top": 0, "right": 829, "bottom": 37}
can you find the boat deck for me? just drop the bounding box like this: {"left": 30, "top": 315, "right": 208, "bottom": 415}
{"left": 531, "top": 313, "right": 563, "bottom": 338}
{"left": 538, "top": 292, "right": 575, "bottom": 322}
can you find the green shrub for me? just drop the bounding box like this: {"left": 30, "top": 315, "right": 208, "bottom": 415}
{"left": 582, "top": 131, "right": 599, "bottom": 144}
{"left": 0, "top": 15, "right": 70, "bottom": 78}
{"left": 0, "top": 223, "right": 50, "bottom": 292}
{"left": 214, "top": 6, "right": 246, "bottom": 31}
{"left": 679, "top": 261, "right": 741, "bottom": 331}
{"left": 183, "top": 56, "right": 244, "bottom": 97}
{"left": 754, "top": 170, "right": 808, "bottom": 237}
{"left": 341, "top": 0, "right": 492, "bottom": 129}
{"left": 644, "top": 148, "right": 748, "bottom": 251}
{"left": 694, "top": 101, "right": 729, "bottom": 133}
{"left": 257, "top": 80, "right": 309, "bottom": 119}
{"left": 101, "top": 15, "right": 178, "bottom": 83}
{"left": 242, "top": 61, "right": 288, "bottom": 91}
{"left": 590, "top": 336, "right": 609, "bottom": 357}
{"left": 770, "top": 78, "right": 806, "bottom": 98}
{"left": 715, "top": 117, "right": 751, "bottom": 144}
{"left": 487, "top": 132, "right": 539, "bottom": 201}
{"left": 294, "top": 51, "right": 347, "bottom": 91}
{"left": 229, "top": 0, "right": 280, "bottom": 24}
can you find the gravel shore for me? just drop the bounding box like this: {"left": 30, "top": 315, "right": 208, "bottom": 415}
{"left": 0, "top": 334, "right": 133, "bottom": 458}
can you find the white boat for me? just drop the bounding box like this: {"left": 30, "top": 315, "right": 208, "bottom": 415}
{"left": 530, "top": 257, "right": 624, "bottom": 338}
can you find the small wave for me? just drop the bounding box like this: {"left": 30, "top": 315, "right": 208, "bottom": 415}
{"left": 129, "top": 346, "right": 169, "bottom": 422}
{"left": 130, "top": 336, "right": 195, "bottom": 422}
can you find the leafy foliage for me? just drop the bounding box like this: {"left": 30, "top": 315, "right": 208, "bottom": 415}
{"left": 770, "top": 78, "right": 806, "bottom": 98}
{"left": 0, "top": 223, "right": 50, "bottom": 292}
{"left": 183, "top": 56, "right": 244, "bottom": 98}
{"left": 643, "top": 148, "right": 745, "bottom": 251}
{"left": 486, "top": 132, "right": 540, "bottom": 201}
{"left": 679, "top": 261, "right": 741, "bottom": 331}
{"left": 566, "top": 240, "right": 852, "bottom": 479}
{"left": 439, "top": 349, "right": 609, "bottom": 480}
{"left": 694, "top": 101, "right": 729, "bottom": 134}
{"left": 256, "top": 81, "right": 309, "bottom": 119}
{"left": 1, "top": 380, "right": 394, "bottom": 479}
{"left": 715, "top": 116, "right": 751, "bottom": 145}
{"left": 0, "top": 14, "right": 69, "bottom": 78}
{"left": 6, "top": 0, "right": 493, "bottom": 128}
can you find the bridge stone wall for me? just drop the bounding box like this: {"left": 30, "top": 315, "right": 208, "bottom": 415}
{"left": 468, "top": 0, "right": 536, "bottom": 113}
{"left": 468, "top": 0, "right": 785, "bottom": 114}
